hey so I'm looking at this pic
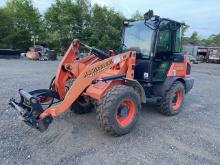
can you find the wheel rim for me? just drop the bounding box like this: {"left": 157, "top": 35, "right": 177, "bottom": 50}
{"left": 171, "top": 90, "right": 183, "bottom": 110}
{"left": 116, "top": 99, "right": 136, "bottom": 127}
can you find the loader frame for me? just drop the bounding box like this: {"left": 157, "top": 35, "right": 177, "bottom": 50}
{"left": 9, "top": 13, "right": 194, "bottom": 134}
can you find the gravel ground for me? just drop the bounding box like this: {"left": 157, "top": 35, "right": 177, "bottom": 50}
{"left": 0, "top": 59, "right": 219, "bottom": 165}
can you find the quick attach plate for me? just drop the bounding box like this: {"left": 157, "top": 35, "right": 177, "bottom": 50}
{"left": 9, "top": 89, "right": 55, "bottom": 132}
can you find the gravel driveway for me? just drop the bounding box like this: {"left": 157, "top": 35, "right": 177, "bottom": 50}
{"left": 0, "top": 59, "right": 219, "bottom": 165}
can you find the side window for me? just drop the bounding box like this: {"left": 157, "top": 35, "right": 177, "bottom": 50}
{"left": 123, "top": 21, "right": 154, "bottom": 59}
{"left": 156, "top": 30, "right": 171, "bottom": 53}
{"left": 175, "top": 28, "right": 182, "bottom": 52}
{"left": 156, "top": 21, "right": 182, "bottom": 54}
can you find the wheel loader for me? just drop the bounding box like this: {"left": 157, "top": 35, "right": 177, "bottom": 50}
{"left": 9, "top": 12, "right": 194, "bottom": 136}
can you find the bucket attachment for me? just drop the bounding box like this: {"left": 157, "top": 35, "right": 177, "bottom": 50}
{"left": 9, "top": 89, "right": 60, "bottom": 132}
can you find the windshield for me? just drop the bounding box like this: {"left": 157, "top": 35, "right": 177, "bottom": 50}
{"left": 123, "top": 21, "right": 154, "bottom": 59}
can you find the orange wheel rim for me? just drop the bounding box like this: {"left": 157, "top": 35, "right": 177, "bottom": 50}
{"left": 116, "top": 99, "right": 136, "bottom": 127}
{"left": 172, "top": 90, "right": 183, "bottom": 110}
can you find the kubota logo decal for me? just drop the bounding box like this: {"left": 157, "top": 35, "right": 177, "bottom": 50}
{"left": 84, "top": 59, "right": 113, "bottom": 78}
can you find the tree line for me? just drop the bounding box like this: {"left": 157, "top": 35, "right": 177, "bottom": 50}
{"left": 0, "top": 0, "right": 124, "bottom": 53}
{"left": 183, "top": 31, "right": 220, "bottom": 46}
{"left": 0, "top": 0, "right": 220, "bottom": 54}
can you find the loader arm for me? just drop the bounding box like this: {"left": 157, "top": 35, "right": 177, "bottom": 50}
{"left": 40, "top": 51, "right": 136, "bottom": 119}
{"left": 9, "top": 39, "right": 136, "bottom": 132}
{"left": 54, "top": 39, "right": 80, "bottom": 98}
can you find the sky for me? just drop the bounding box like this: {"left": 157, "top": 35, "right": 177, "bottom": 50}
{"left": 0, "top": 0, "right": 220, "bottom": 38}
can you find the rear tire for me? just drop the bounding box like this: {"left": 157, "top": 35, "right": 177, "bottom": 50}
{"left": 157, "top": 81, "right": 185, "bottom": 116}
{"left": 96, "top": 85, "right": 140, "bottom": 136}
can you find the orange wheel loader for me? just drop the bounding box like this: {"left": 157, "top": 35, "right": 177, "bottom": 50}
{"left": 9, "top": 12, "right": 194, "bottom": 136}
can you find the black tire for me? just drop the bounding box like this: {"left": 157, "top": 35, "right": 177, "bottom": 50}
{"left": 96, "top": 85, "right": 140, "bottom": 136}
{"left": 70, "top": 96, "right": 93, "bottom": 114}
{"left": 157, "top": 81, "right": 185, "bottom": 116}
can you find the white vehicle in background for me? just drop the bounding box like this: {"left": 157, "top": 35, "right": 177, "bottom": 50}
{"left": 208, "top": 48, "right": 220, "bottom": 63}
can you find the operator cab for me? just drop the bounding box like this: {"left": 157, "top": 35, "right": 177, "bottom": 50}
{"left": 122, "top": 13, "right": 184, "bottom": 83}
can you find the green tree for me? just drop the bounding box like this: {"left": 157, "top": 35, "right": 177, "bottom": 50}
{"left": 89, "top": 4, "right": 124, "bottom": 51}
{"left": 209, "top": 34, "right": 220, "bottom": 46}
{"left": 0, "top": 8, "right": 15, "bottom": 48}
{"left": 197, "top": 34, "right": 220, "bottom": 46}
{"left": 3, "top": 0, "right": 42, "bottom": 50}
{"left": 45, "top": 1, "right": 123, "bottom": 53}
{"left": 44, "top": 0, "right": 91, "bottom": 52}
{"left": 188, "top": 31, "right": 200, "bottom": 44}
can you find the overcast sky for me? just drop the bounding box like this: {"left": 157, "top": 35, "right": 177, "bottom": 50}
{"left": 1, "top": 0, "right": 220, "bottom": 38}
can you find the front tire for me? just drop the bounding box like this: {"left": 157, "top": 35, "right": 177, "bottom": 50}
{"left": 96, "top": 85, "right": 140, "bottom": 136}
{"left": 157, "top": 81, "right": 185, "bottom": 116}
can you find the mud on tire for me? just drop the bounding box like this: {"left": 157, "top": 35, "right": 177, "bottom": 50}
{"left": 157, "top": 81, "right": 185, "bottom": 116}
{"left": 96, "top": 85, "right": 141, "bottom": 136}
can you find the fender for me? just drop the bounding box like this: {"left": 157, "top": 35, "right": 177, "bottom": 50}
{"left": 152, "top": 77, "right": 184, "bottom": 97}
{"left": 152, "top": 75, "right": 195, "bottom": 98}
{"left": 86, "top": 78, "right": 147, "bottom": 103}
{"left": 125, "top": 79, "right": 147, "bottom": 103}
